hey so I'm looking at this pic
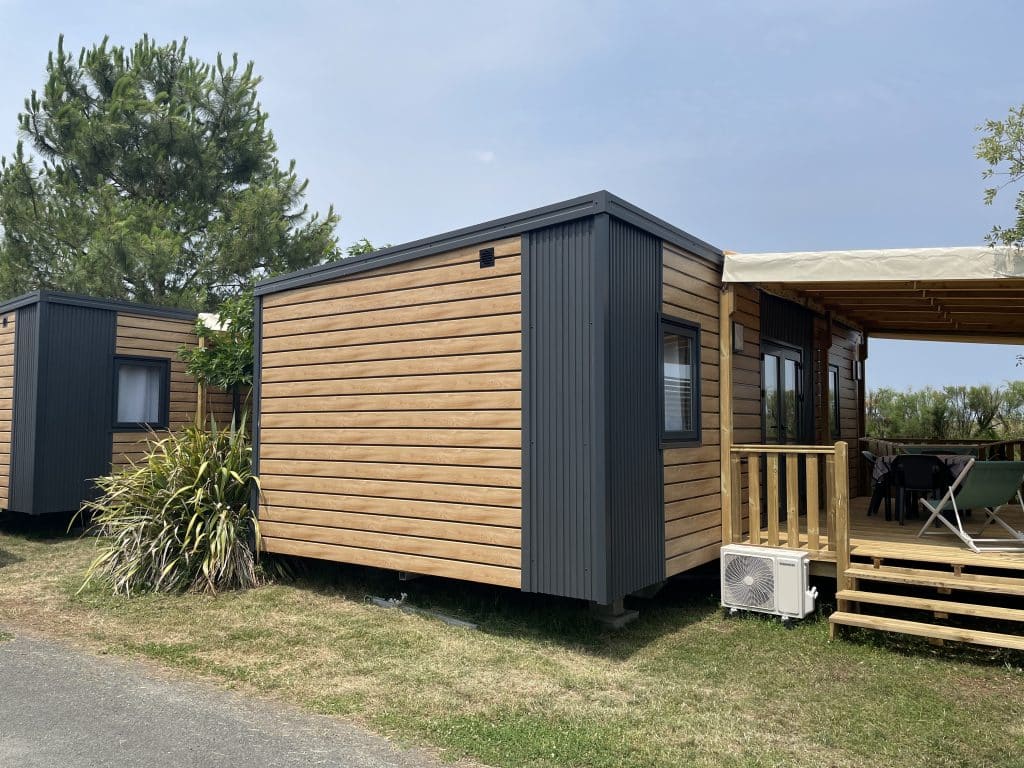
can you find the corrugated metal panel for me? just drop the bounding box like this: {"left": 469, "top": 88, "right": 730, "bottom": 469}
{"left": 761, "top": 293, "right": 815, "bottom": 442}
{"left": 9, "top": 304, "right": 39, "bottom": 513}
{"left": 521, "top": 216, "right": 607, "bottom": 601}
{"left": 607, "top": 219, "right": 664, "bottom": 596}
{"left": 33, "top": 302, "right": 116, "bottom": 514}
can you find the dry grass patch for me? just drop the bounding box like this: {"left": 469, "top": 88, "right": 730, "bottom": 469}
{"left": 0, "top": 527, "right": 1022, "bottom": 768}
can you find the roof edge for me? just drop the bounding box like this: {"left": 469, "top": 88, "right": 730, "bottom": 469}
{"left": 0, "top": 290, "right": 198, "bottom": 320}
{"left": 255, "top": 190, "right": 724, "bottom": 296}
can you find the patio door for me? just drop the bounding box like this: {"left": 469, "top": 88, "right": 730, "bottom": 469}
{"left": 762, "top": 342, "right": 805, "bottom": 445}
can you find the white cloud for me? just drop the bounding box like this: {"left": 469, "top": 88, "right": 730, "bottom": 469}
{"left": 473, "top": 150, "right": 496, "bottom": 164}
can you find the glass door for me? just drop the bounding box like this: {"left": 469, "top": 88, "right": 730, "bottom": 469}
{"left": 762, "top": 343, "right": 803, "bottom": 445}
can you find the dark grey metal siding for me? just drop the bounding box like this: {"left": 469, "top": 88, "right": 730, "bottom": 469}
{"left": 761, "top": 293, "right": 815, "bottom": 442}
{"left": 521, "top": 215, "right": 665, "bottom": 603}
{"left": 9, "top": 304, "right": 39, "bottom": 513}
{"left": 32, "top": 302, "right": 116, "bottom": 514}
{"left": 606, "top": 219, "right": 664, "bottom": 596}
{"left": 521, "top": 216, "right": 608, "bottom": 602}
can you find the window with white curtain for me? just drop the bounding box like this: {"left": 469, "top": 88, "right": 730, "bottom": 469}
{"left": 114, "top": 357, "right": 168, "bottom": 428}
{"left": 662, "top": 318, "right": 701, "bottom": 443}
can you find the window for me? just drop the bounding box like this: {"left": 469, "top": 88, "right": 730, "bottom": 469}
{"left": 828, "top": 364, "right": 840, "bottom": 439}
{"left": 113, "top": 357, "right": 169, "bottom": 429}
{"left": 662, "top": 317, "right": 701, "bottom": 443}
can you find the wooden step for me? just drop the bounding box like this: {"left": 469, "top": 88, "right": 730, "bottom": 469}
{"left": 829, "top": 612, "right": 1024, "bottom": 651}
{"left": 851, "top": 541, "right": 1024, "bottom": 572}
{"left": 836, "top": 590, "right": 1024, "bottom": 623}
{"left": 846, "top": 565, "right": 1024, "bottom": 597}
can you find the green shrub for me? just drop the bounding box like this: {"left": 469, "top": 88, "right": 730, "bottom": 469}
{"left": 79, "top": 417, "right": 263, "bottom": 596}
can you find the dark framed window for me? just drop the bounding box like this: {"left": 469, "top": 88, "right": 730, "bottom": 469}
{"left": 113, "top": 356, "right": 170, "bottom": 430}
{"left": 828, "top": 364, "right": 840, "bottom": 439}
{"left": 661, "top": 316, "right": 701, "bottom": 444}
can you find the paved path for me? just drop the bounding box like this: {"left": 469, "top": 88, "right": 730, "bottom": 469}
{"left": 0, "top": 631, "right": 456, "bottom": 767}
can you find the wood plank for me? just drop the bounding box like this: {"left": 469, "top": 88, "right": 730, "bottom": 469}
{"left": 806, "top": 455, "right": 820, "bottom": 551}
{"left": 845, "top": 565, "right": 1024, "bottom": 596}
{"left": 666, "top": 526, "right": 722, "bottom": 559}
{"left": 829, "top": 612, "right": 1024, "bottom": 651}
{"left": 259, "top": 489, "right": 520, "bottom": 526}
{"left": 263, "top": 275, "right": 522, "bottom": 322}
{"left": 261, "top": 536, "right": 521, "bottom": 588}
{"left": 665, "top": 540, "right": 721, "bottom": 577}
{"left": 258, "top": 459, "right": 520, "bottom": 488}
{"left": 766, "top": 454, "right": 779, "bottom": 546}
{"left": 264, "top": 294, "right": 522, "bottom": 338}
{"left": 259, "top": 521, "right": 519, "bottom": 568}
{"left": 836, "top": 590, "right": 1024, "bottom": 622}
{"left": 260, "top": 506, "right": 519, "bottom": 547}
{"left": 262, "top": 314, "right": 522, "bottom": 352}
{"left": 260, "top": 410, "right": 520, "bottom": 430}
{"left": 258, "top": 427, "right": 521, "bottom": 448}
{"left": 786, "top": 454, "right": 799, "bottom": 547}
{"left": 260, "top": 391, "right": 521, "bottom": 413}
{"left": 263, "top": 333, "right": 521, "bottom": 368}
{"left": 259, "top": 444, "right": 520, "bottom": 468}
{"left": 260, "top": 353, "right": 521, "bottom": 382}
{"left": 748, "top": 454, "right": 761, "bottom": 545}
{"left": 259, "top": 475, "right": 520, "bottom": 508}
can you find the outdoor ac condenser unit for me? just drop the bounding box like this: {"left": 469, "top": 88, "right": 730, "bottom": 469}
{"left": 720, "top": 544, "right": 818, "bottom": 620}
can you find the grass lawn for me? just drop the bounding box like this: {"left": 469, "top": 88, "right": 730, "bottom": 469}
{"left": 0, "top": 527, "right": 1022, "bottom": 768}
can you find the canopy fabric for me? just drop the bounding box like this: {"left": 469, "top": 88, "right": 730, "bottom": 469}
{"left": 722, "top": 245, "right": 1024, "bottom": 284}
{"left": 722, "top": 245, "right": 1024, "bottom": 342}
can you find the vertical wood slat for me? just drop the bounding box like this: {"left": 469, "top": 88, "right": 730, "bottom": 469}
{"left": 729, "top": 454, "right": 742, "bottom": 544}
{"left": 805, "top": 454, "right": 820, "bottom": 551}
{"left": 766, "top": 454, "right": 780, "bottom": 547}
{"left": 748, "top": 454, "right": 762, "bottom": 545}
{"left": 825, "top": 455, "right": 836, "bottom": 550}
{"left": 834, "top": 441, "right": 851, "bottom": 610}
{"left": 719, "top": 285, "right": 736, "bottom": 546}
{"left": 786, "top": 454, "right": 799, "bottom": 548}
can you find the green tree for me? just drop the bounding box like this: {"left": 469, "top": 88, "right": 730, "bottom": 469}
{"left": 0, "top": 35, "right": 339, "bottom": 309}
{"left": 977, "top": 104, "right": 1024, "bottom": 248}
{"left": 179, "top": 240, "right": 377, "bottom": 414}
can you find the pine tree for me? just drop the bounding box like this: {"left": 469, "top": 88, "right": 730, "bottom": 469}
{"left": 0, "top": 35, "right": 339, "bottom": 309}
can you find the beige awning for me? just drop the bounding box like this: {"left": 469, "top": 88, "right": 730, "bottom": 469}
{"left": 722, "top": 245, "right": 1024, "bottom": 284}
{"left": 722, "top": 245, "right": 1024, "bottom": 343}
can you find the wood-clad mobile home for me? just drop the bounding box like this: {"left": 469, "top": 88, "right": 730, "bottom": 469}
{"left": 0, "top": 291, "right": 232, "bottom": 516}
{"left": 252, "top": 192, "right": 869, "bottom": 608}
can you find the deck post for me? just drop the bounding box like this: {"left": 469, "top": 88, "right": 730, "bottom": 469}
{"left": 834, "top": 441, "right": 851, "bottom": 609}
{"left": 719, "top": 284, "right": 737, "bottom": 544}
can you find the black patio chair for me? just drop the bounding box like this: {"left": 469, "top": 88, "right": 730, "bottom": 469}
{"left": 891, "top": 454, "right": 950, "bottom": 525}
{"left": 862, "top": 450, "right": 892, "bottom": 520}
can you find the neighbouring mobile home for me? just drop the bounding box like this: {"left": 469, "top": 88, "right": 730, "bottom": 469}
{"left": 0, "top": 291, "right": 233, "bottom": 516}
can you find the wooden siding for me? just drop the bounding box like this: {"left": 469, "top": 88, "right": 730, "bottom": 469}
{"left": 112, "top": 313, "right": 199, "bottom": 466}
{"left": 663, "top": 243, "right": 724, "bottom": 576}
{"left": 829, "top": 323, "right": 863, "bottom": 497}
{"left": 258, "top": 237, "right": 523, "bottom": 589}
{"left": 0, "top": 311, "right": 14, "bottom": 508}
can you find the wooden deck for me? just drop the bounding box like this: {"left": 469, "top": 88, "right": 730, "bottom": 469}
{"left": 776, "top": 496, "right": 1024, "bottom": 572}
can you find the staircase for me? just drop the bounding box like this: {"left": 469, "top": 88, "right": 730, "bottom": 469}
{"left": 829, "top": 548, "right": 1024, "bottom": 651}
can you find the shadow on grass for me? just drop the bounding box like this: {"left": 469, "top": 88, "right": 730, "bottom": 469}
{"left": 268, "top": 553, "right": 723, "bottom": 660}
{"left": 0, "top": 510, "right": 78, "bottom": 540}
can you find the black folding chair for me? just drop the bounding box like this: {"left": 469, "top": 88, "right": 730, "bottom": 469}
{"left": 891, "top": 454, "right": 949, "bottom": 525}
{"left": 862, "top": 450, "right": 892, "bottom": 520}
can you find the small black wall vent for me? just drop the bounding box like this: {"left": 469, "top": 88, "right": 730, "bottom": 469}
{"left": 479, "top": 247, "right": 496, "bottom": 268}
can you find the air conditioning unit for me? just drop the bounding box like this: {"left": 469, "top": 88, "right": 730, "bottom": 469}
{"left": 721, "top": 544, "right": 818, "bottom": 620}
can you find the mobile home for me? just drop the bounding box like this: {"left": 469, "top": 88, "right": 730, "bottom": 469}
{"left": 0, "top": 291, "right": 232, "bottom": 516}
{"left": 250, "top": 192, "right": 865, "bottom": 610}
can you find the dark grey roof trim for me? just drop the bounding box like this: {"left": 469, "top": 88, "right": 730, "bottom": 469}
{"left": 255, "top": 190, "right": 724, "bottom": 296}
{"left": 0, "top": 291, "right": 197, "bottom": 320}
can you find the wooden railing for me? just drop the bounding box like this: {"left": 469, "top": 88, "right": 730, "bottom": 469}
{"left": 861, "top": 436, "right": 1024, "bottom": 460}
{"left": 727, "top": 442, "right": 851, "bottom": 588}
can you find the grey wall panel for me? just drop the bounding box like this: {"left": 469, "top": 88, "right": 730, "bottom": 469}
{"left": 521, "top": 216, "right": 607, "bottom": 602}
{"left": 9, "top": 304, "right": 39, "bottom": 512}
{"left": 33, "top": 302, "right": 116, "bottom": 514}
{"left": 761, "top": 293, "right": 816, "bottom": 442}
{"left": 606, "top": 219, "right": 664, "bottom": 596}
